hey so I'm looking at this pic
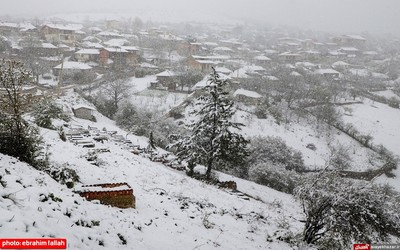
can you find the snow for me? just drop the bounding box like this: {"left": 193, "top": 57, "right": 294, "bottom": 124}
{"left": 233, "top": 88, "right": 262, "bottom": 98}
{"left": 254, "top": 55, "right": 271, "bottom": 61}
{"left": 373, "top": 90, "right": 400, "bottom": 101}
{"left": 44, "top": 23, "right": 83, "bottom": 31}
{"left": 0, "top": 89, "right": 303, "bottom": 249}
{"left": 128, "top": 75, "right": 157, "bottom": 93}
{"left": 156, "top": 70, "right": 176, "bottom": 77}
{"left": 75, "top": 49, "right": 100, "bottom": 55}
{"left": 315, "top": 68, "right": 340, "bottom": 75}
{"left": 42, "top": 43, "right": 58, "bottom": 49}
{"left": 54, "top": 62, "right": 92, "bottom": 70}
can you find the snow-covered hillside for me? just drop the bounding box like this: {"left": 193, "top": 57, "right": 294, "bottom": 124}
{"left": 0, "top": 90, "right": 304, "bottom": 249}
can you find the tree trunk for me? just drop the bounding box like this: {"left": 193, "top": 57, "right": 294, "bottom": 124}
{"left": 205, "top": 157, "right": 213, "bottom": 179}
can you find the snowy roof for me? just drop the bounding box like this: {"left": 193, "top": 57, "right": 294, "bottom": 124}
{"left": 72, "top": 104, "right": 95, "bottom": 110}
{"left": 254, "top": 55, "right": 271, "bottom": 61}
{"left": 213, "top": 46, "right": 233, "bottom": 52}
{"left": 264, "top": 49, "right": 279, "bottom": 54}
{"left": 192, "top": 55, "right": 230, "bottom": 61}
{"left": 54, "top": 61, "right": 92, "bottom": 70}
{"left": 42, "top": 43, "right": 58, "bottom": 49}
{"left": 332, "top": 61, "right": 349, "bottom": 67}
{"left": 290, "top": 71, "right": 302, "bottom": 77}
{"left": 82, "top": 42, "right": 104, "bottom": 49}
{"left": 344, "top": 34, "right": 366, "bottom": 41}
{"left": 79, "top": 183, "right": 132, "bottom": 193}
{"left": 295, "top": 62, "right": 317, "bottom": 68}
{"left": 203, "top": 42, "right": 219, "bottom": 47}
{"left": 265, "top": 75, "right": 279, "bottom": 81}
{"left": 75, "top": 49, "right": 100, "bottom": 55}
{"left": 104, "top": 38, "right": 129, "bottom": 47}
{"left": 156, "top": 70, "right": 176, "bottom": 77}
{"left": 215, "top": 66, "right": 232, "bottom": 75}
{"left": 97, "top": 31, "right": 123, "bottom": 37}
{"left": 233, "top": 88, "right": 262, "bottom": 98}
{"left": 140, "top": 62, "right": 158, "bottom": 69}
{"left": 121, "top": 46, "right": 139, "bottom": 51}
{"left": 339, "top": 47, "right": 359, "bottom": 52}
{"left": 329, "top": 51, "right": 347, "bottom": 56}
{"left": 315, "top": 68, "right": 340, "bottom": 75}
{"left": 372, "top": 72, "right": 389, "bottom": 79}
{"left": 230, "top": 65, "right": 266, "bottom": 79}
{"left": 104, "top": 47, "right": 128, "bottom": 53}
{"left": 0, "top": 22, "right": 35, "bottom": 31}
{"left": 43, "top": 23, "right": 83, "bottom": 31}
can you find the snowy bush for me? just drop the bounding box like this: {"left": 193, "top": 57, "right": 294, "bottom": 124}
{"left": 295, "top": 172, "right": 400, "bottom": 249}
{"left": 248, "top": 163, "right": 301, "bottom": 194}
{"left": 247, "top": 136, "right": 305, "bottom": 172}
{"left": 32, "top": 100, "right": 70, "bottom": 129}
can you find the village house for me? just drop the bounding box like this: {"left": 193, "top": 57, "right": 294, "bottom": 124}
{"left": 40, "top": 23, "right": 83, "bottom": 46}
{"left": 99, "top": 47, "right": 139, "bottom": 68}
{"left": 233, "top": 88, "right": 263, "bottom": 105}
{"left": 75, "top": 49, "right": 100, "bottom": 63}
{"left": 315, "top": 68, "right": 341, "bottom": 80}
{"left": 72, "top": 104, "right": 96, "bottom": 121}
{"left": 151, "top": 70, "right": 178, "bottom": 90}
{"left": 53, "top": 61, "right": 93, "bottom": 78}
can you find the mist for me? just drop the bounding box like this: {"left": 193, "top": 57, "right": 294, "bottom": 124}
{"left": 1, "top": 0, "right": 399, "bottom": 35}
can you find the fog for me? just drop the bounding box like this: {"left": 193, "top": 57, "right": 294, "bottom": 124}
{"left": 1, "top": 0, "right": 399, "bottom": 35}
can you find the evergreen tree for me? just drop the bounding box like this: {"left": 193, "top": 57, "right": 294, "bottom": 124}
{"left": 169, "top": 68, "right": 249, "bottom": 179}
{"left": 148, "top": 131, "right": 156, "bottom": 150}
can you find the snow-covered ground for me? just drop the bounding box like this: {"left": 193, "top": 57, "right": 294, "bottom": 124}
{"left": 0, "top": 90, "right": 303, "bottom": 249}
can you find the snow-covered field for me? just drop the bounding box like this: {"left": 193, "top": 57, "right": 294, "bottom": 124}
{"left": 0, "top": 90, "right": 303, "bottom": 250}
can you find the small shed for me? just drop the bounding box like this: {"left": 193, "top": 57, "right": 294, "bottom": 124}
{"left": 72, "top": 105, "right": 96, "bottom": 121}
{"left": 78, "top": 182, "right": 135, "bottom": 208}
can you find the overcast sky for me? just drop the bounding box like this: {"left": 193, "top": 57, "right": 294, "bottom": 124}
{"left": 1, "top": 0, "right": 399, "bottom": 35}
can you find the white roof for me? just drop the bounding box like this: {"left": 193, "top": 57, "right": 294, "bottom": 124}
{"left": 266, "top": 75, "right": 279, "bottom": 81}
{"left": 332, "top": 61, "right": 349, "bottom": 67}
{"left": 82, "top": 42, "right": 104, "bottom": 49}
{"left": 215, "top": 66, "right": 232, "bottom": 74}
{"left": 104, "top": 38, "right": 129, "bottom": 47}
{"left": 121, "top": 46, "right": 139, "bottom": 51}
{"left": 233, "top": 88, "right": 262, "bottom": 98}
{"left": 290, "top": 71, "right": 302, "bottom": 77}
{"left": 42, "top": 43, "right": 58, "bottom": 49}
{"left": 315, "top": 68, "right": 340, "bottom": 75}
{"left": 43, "top": 23, "right": 83, "bottom": 31}
{"left": 254, "top": 55, "right": 271, "bottom": 61}
{"left": 54, "top": 61, "right": 92, "bottom": 70}
{"left": 72, "top": 104, "right": 95, "bottom": 110}
{"left": 140, "top": 62, "right": 158, "bottom": 69}
{"left": 344, "top": 34, "right": 366, "bottom": 41}
{"left": 340, "top": 47, "right": 359, "bottom": 52}
{"left": 76, "top": 49, "right": 100, "bottom": 55}
{"left": 97, "top": 31, "right": 123, "bottom": 37}
{"left": 213, "top": 46, "right": 233, "bottom": 52}
{"left": 156, "top": 70, "right": 176, "bottom": 77}
{"left": 104, "top": 47, "right": 128, "bottom": 53}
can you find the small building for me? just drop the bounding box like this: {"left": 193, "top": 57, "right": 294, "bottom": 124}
{"left": 233, "top": 88, "right": 263, "bottom": 105}
{"left": 75, "top": 49, "right": 100, "bottom": 63}
{"left": 315, "top": 68, "right": 341, "bottom": 79}
{"left": 151, "top": 70, "right": 179, "bottom": 91}
{"left": 78, "top": 182, "right": 135, "bottom": 208}
{"left": 72, "top": 105, "right": 96, "bottom": 121}
{"left": 53, "top": 61, "right": 93, "bottom": 77}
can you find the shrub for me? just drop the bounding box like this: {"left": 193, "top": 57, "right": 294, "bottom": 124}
{"left": 32, "top": 100, "right": 70, "bottom": 129}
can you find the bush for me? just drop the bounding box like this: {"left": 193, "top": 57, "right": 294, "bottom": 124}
{"left": 247, "top": 136, "right": 305, "bottom": 172}
{"left": 295, "top": 172, "right": 400, "bottom": 248}
{"left": 32, "top": 100, "right": 70, "bottom": 129}
{"left": 248, "top": 163, "right": 301, "bottom": 194}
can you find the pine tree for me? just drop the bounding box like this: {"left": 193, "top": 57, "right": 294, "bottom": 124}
{"left": 169, "top": 68, "right": 249, "bottom": 179}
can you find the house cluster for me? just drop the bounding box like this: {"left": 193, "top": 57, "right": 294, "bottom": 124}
{"left": 0, "top": 19, "right": 394, "bottom": 101}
